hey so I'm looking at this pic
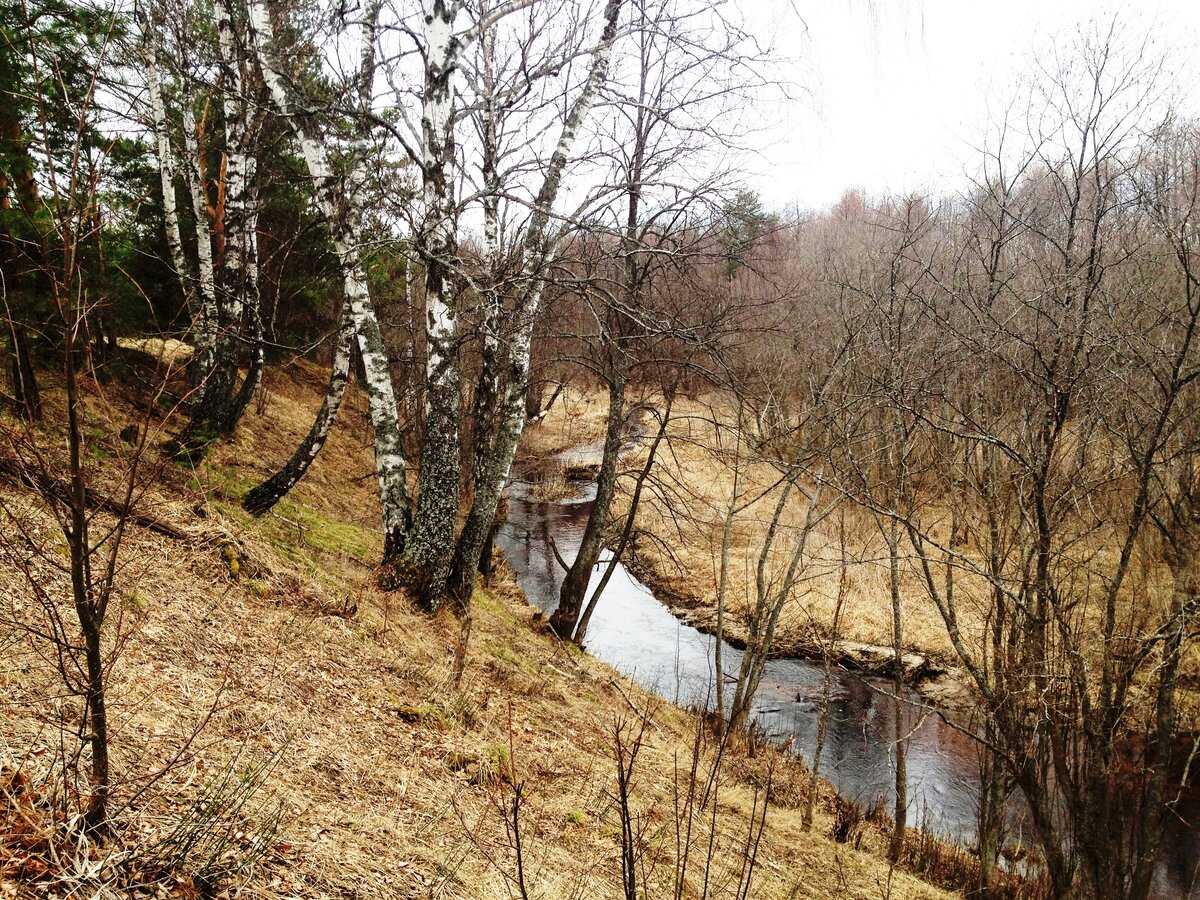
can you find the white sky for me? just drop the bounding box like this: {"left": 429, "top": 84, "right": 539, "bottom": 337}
{"left": 750, "top": 0, "right": 1200, "bottom": 211}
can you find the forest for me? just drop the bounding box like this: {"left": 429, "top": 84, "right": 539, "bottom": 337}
{"left": 1, "top": 0, "right": 1198, "bottom": 898}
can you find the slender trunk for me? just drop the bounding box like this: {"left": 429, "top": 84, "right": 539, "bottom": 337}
{"left": 9, "top": 323, "right": 41, "bottom": 421}
{"left": 180, "top": 0, "right": 248, "bottom": 443}
{"left": 448, "top": 0, "right": 623, "bottom": 606}
{"left": 805, "top": 514, "right": 848, "bottom": 831}
{"left": 248, "top": 0, "right": 411, "bottom": 556}
{"left": 1128, "top": 575, "right": 1191, "bottom": 900}
{"left": 244, "top": 301, "right": 354, "bottom": 514}
{"left": 713, "top": 419, "right": 743, "bottom": 734}
{"left": 225, "top": 160, "right": 264, "bottom": 427}
{"left": 887, "top": 515, "right": 907, "bottom": 862}
{"left": 180, "top": 88, "right": 219, "bottom": 391}
{"left": 64, "top": 312, "right": 108, "bottom": 832}
{"left": 1, "top": 116, "right": 44, "bottom": 421}
{"left": 976, "top": 721, "right": 1005, "bottom": 896}
{"left": 713, "top": 509, "right": 732, "bottom": 730}
{"left": 467, "top": 23, "right": 502, "bottom": 507}
{"left": 398, "top": 0, "right": 463, "bottom": 607}
{"left": 575, "top": 392, "right": 674, "bottom": 645}
{"left": 144, "top": 35, "right": 194, "bottom": 313}
{"left": 550, "top": 371, "right": 626, "bottom": 636}
{"left": 729, "top": 477, "right": 796, "bottom": 733}
{"left": 447, "top": 316, "right": 530, "bottom": 604}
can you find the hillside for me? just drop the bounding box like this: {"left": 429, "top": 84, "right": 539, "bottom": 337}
{"left": 0, "top": 357, "right": 957, "bottom": 900}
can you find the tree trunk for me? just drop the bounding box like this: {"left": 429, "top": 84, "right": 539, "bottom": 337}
{"left": 144, "top": 33, "right": 194, "bottom": 314}
{"left": 175, "top": 0, "right": 265, "bottom": 449}
{"left": 398, "top": 0, "right": 464, "bottom": 608}
{"left": 179, "top": 86, "right": 219, "bottom": 392}
{"left": 224, "top": 159, "right": 264, "bottom": 428}
{"left": 887, "top": 516, "right": 908, "bottom": 863}
{"left": 248, "top": 0, "right": 412, "bottom": 557}
{"left": 550, "top": 371, "right": 626, "bottom": 637}
{"left": 1, "top": 115, "right": 44, "bottom": 422}
{"left": 575, "top": 392, "right": 673, "bottom": 645}
{"left": 64, "top": 317, "right": 109, "bottom": 833}
{"left": 9, "top": 324, "right": 41, "bottom": 421}
{"left": 244, "top": 302, "right": 353, "bottom": 515}
{"left": 447, "top": 0, "right": 622, "bottom": 607}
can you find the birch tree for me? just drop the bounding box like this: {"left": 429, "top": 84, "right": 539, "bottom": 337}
{"left": 242, "top": 0, "right": 380, "bottom": 519}
{"left": 444, "top": 0, "right": 625, "bottom": 608}
{"left": 166, "top": 0, "right": 265, "bottom": 448}
{"left": 247, "top": 0, "right": 412, "bottom": 558}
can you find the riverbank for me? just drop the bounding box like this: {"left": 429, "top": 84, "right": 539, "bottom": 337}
{"left": 619, "top": 550, "right": 976, "bottom": 709}
{"left": 1, "top": 358, "right": 962, "bottom": 899}
{"left": 516, "top": 385, "right": 977, "bottom": 707}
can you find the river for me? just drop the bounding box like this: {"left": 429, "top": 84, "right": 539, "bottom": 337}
{"left": 495, "top": 477, "right": 1200, "bottom": 898}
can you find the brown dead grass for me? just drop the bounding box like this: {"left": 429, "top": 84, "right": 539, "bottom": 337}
{"left": 527, "top": 388, "right": 963, "bottom": 665}
{"left": 0, "top": 364, "right": 954, "bottom": 900}
{"left": 527, "top": 387, "right": 1200, "bottom": 702}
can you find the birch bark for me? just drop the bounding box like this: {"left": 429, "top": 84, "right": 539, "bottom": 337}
{"left": 179, "top": 88, "right": 219, "bottom": 388}
{"left": 247, "top": 0, "right": 411, "bottom": 555}
{"left": 396, "top": 0, "right": 464, "bottom": 607}
{"left": 143, "top": 30, "right": 192, "bottom": 314}
{"left": 447, "top": 0, "right": 625, "bottom": 607}
{"left": 244, "top": 301, "right": 355, "bottom": 515}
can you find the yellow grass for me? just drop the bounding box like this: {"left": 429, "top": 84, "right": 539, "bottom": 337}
{"left": 0, "top": 364, "right": 954, "bottom": 899}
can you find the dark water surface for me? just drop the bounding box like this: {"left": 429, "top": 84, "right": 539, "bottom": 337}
{"left": 496, "top": 483, "right": 1200, "bottom": 897}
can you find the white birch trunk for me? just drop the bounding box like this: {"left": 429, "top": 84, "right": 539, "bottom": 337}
{"left": 245, "top": 300, "right": 354, "bottom": 515}
{"left": 397, "top": 0, "right": 464, "bottom": 607}
{"left": 248, "top": 0, "right": 411, "bottom": 554}
{"left": 448, "top": 0, "right": 624, "bottom": 604}
{"left": 143, "top": 34, "right": 192, "bottom": 313}
{"left": 180, "top": 85, "right": 219, "bottom": 391}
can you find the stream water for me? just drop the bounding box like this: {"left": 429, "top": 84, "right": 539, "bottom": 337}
{"left": 496, "top": 479, "right": 1200, "bottom": 897}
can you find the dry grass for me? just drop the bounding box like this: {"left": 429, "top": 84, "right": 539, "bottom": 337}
{"left": 526, "top": 388, "right": 1200, "bottom": 702}
{"left": 528, "top": 389, "right": 963, "bottom": 666}
{"left": 0, "top": 363, "right": 955, "bottom": 899}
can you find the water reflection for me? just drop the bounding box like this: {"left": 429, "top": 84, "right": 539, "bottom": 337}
{"left": 496, "top": 485, "right": 1200, "bottom": 896}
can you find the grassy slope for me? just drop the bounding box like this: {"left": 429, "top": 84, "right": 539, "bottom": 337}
{"left": 0, "top": 361, "right": 952, "bottom": 900}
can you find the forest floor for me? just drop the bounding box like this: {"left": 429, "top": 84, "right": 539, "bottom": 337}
{"left": 0, "top": 354, "right": 966, "bottom": 899}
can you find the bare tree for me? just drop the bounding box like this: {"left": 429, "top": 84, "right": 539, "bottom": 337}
{"left": 886, "top": 30, "right": 1200, "bottom": 897}
{"left": 549, "top": 0, "right": 770, "bottom": 637}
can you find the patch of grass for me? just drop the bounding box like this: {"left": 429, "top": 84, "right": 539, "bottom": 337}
{"left": 269, "top": 496, "right": 376, "bottom": 559}
{"left": 483, "top": 639, "right": 535, "bottom": 674}
{"left": 197, "top": 464, "right": 259, "bottom": 502}
{"left": 243, "top": 578, "right": 270, "bottom": 599}
{"left": 123, "top": 590, "right": 150, "bottom": 614}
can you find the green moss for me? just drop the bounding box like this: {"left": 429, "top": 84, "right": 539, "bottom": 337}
{"left": 472, "top": 588, "right": 516, "bottom": 624}
{"left": 266, "top": 496, "right": 375, "bottom": 559}
{"left": 483, "top": 639, "right": 535, "bottom": 673}
{"left": 565, "top": 810, "right": 586, "bottom": 827}
{"left": 123, "top": 591, "right": 150, "bottom": 614}
{"left": 221, "top": 542, "right": 241, "bottom": 579}
{"left": 244, "top": 578, "right": 270, "bottom": 598}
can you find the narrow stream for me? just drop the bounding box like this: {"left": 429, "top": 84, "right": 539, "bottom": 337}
{"left": 496, "top": 479, "right": 1200, "bottom": 897}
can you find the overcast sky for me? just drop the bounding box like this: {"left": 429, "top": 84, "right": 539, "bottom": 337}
{"left": 748, "top": 0, "right": 1200, "bottom": 212}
